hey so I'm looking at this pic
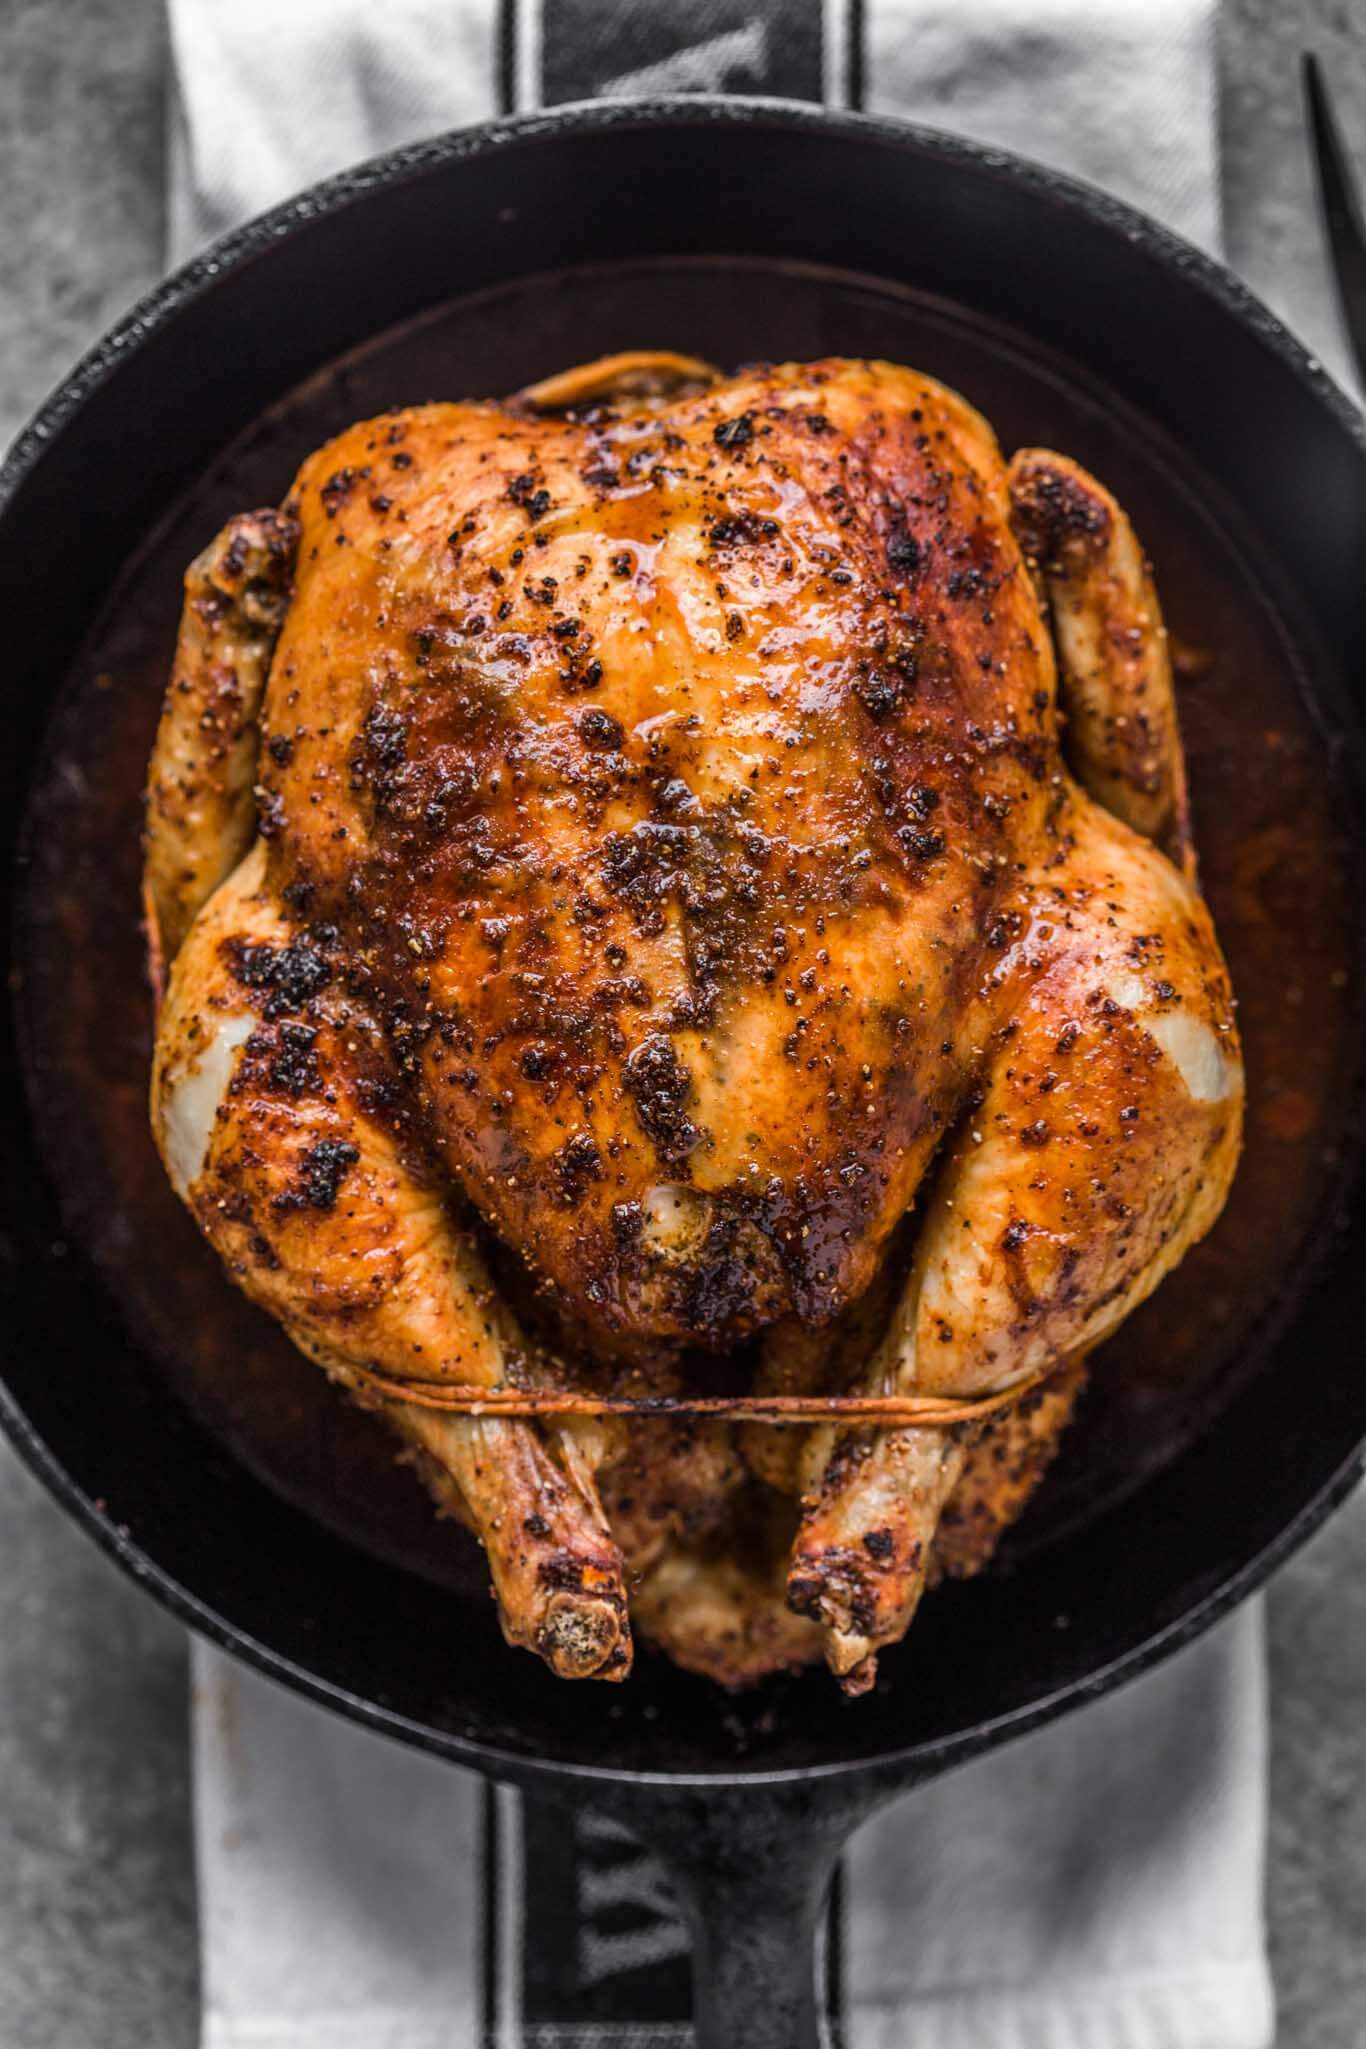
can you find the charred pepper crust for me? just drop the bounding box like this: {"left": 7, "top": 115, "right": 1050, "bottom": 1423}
{"left": 210, "top": 505, "right": 301, "bottom": 624}
{"left": 621, "top": 1033, "right": 700, "bottom": 1163}
{"left": 787, "top": 1542, "right": 901, "bottom": 1638}
{"left": 1006, "top": 457, "right": 1113, "bottom": 572}
{"left": 272, "top": 1138, "right": 361, "bottom": 1214}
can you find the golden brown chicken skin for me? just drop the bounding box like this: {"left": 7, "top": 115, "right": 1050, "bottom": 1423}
{"left": 146, "top": 354, "right": 1243, "bottom": 1691}
{"left": 253, "top": 358, "right": 1061, "bottom": 1344}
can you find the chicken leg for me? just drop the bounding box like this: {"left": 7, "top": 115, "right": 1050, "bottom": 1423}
{"left": 788, "top": 797, "right": 1242, "bottom": 1688}
{"left": 151, "top": 844, "right": 632, "bottom": 1679}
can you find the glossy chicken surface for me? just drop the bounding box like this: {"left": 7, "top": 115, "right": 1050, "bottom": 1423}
{"left": 146, "top": 354, "right": 1243, "bottom": 1692}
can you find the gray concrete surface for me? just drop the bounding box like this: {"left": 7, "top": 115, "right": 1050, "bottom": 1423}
{"left": 3, "top": 2, "right": 1366, "bottom": 2043}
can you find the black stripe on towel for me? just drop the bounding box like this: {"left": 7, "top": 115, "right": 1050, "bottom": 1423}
{"left": 481, "top": 1779, "right": 501, "bottom": 2043}
{"left": 482, "top": 3, "right": 861, "bottom": 2035}
{"left": 497, "top": 0, "right": 518, "bottom": 114}
{"left": 499, "top": 0, "right": 863, "bottom": 111}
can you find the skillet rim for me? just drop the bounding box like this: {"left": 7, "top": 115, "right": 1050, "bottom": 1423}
{"left": 3, "top": 93, "right": 1365, "bottom": 1795}
{"left": 4, "top": 1380, "right": 1361, "bottom": 1797}
{"left": 5, "top": 93, "right": 1366, "bottom": 517}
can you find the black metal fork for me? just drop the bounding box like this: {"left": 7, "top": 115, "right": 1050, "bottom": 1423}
{"left": 1305, "top": 50, "right": 1366, "bottom": 390}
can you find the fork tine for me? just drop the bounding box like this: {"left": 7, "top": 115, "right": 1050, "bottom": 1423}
{"left": 1304, "top": 51, "right": 1366, "bottom": 392}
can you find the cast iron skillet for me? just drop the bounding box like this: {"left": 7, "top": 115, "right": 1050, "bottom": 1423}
{"left": 5, "top": 100, "right": 1366, "bottom": 2047}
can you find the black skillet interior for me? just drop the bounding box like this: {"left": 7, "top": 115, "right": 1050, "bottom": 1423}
{"left": 4, "top": 101, "right": 1366, "bottom": 1791}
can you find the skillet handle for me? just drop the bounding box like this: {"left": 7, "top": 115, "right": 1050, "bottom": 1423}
{"left": 614, "top": 1782, "right": 862, "bottom": 2049}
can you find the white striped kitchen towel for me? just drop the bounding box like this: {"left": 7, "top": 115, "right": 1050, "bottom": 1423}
{"left": 171, "top": 2, "right": 1268, "bottom": 2042}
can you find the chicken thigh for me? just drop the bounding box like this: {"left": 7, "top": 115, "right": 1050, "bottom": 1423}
{"left": 146, "top": 355, "right": 1242, "bottom": 1689}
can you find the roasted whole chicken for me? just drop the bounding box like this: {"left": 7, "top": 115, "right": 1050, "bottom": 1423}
{"left": 146, "top": 353, "right": 1243, "bottom": 1693}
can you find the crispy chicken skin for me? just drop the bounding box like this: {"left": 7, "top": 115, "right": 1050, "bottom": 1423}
{"left": 146, "top": 354, "right": 1243, "bottom": 1690}
{"left": 144, "top": 508, "right": 298, "bottom": 979}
